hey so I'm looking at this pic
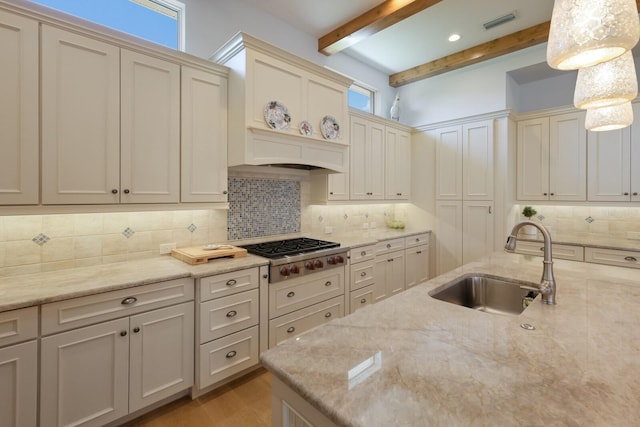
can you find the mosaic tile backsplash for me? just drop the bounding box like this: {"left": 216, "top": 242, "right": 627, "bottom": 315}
{"left": 228, "top": 177, "right": 301, "bottom": 240}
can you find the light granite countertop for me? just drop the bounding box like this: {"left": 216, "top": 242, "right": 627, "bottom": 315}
{"left": 260, "top": 252, "right": 640, "bottom": 426}
{"left": 0, "top": 229, "right": 430, "bottom": 312}
{"left": 518, "top": 230, "right": 640, "bottom": 252}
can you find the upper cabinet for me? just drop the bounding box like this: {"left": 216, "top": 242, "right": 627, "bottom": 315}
{"left": 385, "top": 126, "right": 411, "bottom": 200}
{"left": 0, "top": 10, "right": 39, "bottom": 205}
{"left": 350, "top": 115, "right": 385, "bottom": 200}
{"left": 517, "top": 111, "right": 586, "bottom": 201}
{"left": 212, "top": 32, "right": 351, "bottom": 172}
{"left": 434, "top": 119, "right": 494, "bottom": 201}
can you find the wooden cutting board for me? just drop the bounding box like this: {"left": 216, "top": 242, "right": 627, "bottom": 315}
{"left": 171, "top": 245, "right": 248, "bottom": 265}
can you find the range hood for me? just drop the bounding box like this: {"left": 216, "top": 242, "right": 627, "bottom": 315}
{"left": 211, "top": 32, "right": 352, "bottom": 173}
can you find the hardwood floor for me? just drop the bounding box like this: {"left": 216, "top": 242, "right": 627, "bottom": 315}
{"left": 122, "top": 368, "right": 272, "bottom": 427}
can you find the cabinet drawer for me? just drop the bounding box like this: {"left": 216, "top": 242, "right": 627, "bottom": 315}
{"left": 350, "top": 259, "right": 374, "bottom": 291}
{"left": 514, "top": 241, "right": 584, "bottom": 261}
{"left": 350, "top": 244, "right": 376, "bottom": 263}
{"left": 585, "top": 247, "right": 640, "bottom": 269}
{"left": 199, "top": 289, "right": 259, "bottom": 343}
{"left": 269, "top": 296, "right": 343, "bottom": 347}
{"left": 269, "top": 269, "right": 344, "bottom": 319}
{"left": 350, "top": 285, "right": 374, "bottom": 314}
{"left": 41, "top": 278, "right": 194, "bottom": 335}
{"left": 198, "top": 325, "right": 259, "bottom": 389}
{"left": 0, "top": 306, "right": 38, "bottom": 348}
{"left": 199, "top": 268, "right": 259, "bottom": 302}
{"left": 405, "top": 233, "right": 430, "bottom": 248}
{"left": 375, "top": 237, "right": 404, "bottom": 255}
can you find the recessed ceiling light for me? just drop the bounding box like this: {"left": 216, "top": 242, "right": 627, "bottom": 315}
{"left": 448, "top": 33, "right": 461, "bottom": 42}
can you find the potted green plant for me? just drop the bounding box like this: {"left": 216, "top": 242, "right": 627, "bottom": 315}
{"left": 521, "top": 206, "right": 538, "bottom": 235}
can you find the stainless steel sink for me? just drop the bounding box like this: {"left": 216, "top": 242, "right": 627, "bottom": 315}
{"left": 429, "top": 275, "right": 539, "bottom": 315}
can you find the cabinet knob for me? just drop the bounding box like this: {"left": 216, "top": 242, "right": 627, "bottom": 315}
{"left": 112, "top": 189, "right": 118, "bottom": 194}
{"left": 543, "top": 192, "right": 548, "bottom": 196}
{"left": 287, "top": 291, "right": 295, "bottom": 298}
{"left": 262, "top": 274, "right": 268, "bottom": 279}
{"left": 360, "top": 298, "right": 367, "bottom": 304}
{"left": 386, "top": 243, "right": 391, "bottom": 249}
{"left": 226, "top": 350, "right": 237, "bottom": 358}
{"left": 324, "top": 312, "right": 332, "bottom": 318}
{"left": 329, "top": 191, "right": 334, "bottom": 195}
{"left": 123, "top": 189, "right": 130, "bottom": 194}
{"left": 396, "top": 193, "right": 402, "bottom": 196}
{"left": 388, "top": 258, "right": 393, "bottom": 262}
{"left": 417, "top": 251, "right": 422, "bottom": 255}
{"left": 121, "top": 297, "right": 137, "bottom": 305}
{"left": 550, "top": 192, "right": 555, "bottom": 196}
{"left": 287, "top": 326, "right": 295, "bottom": 333}
{"left": 361, "top": 251, "right": 367, "bottom": 256}
{"left": 624, "top": 256, "right": 637, "bottom": 262}
{"left": 624, "top": 192, "right": 630, "bottom": 196}
{"left": 325, "top": 281, "right": 332, "bottom": 287}
{"left": 634, "top": 192, "right": 639, "bottom": 196}
{"left": 223, "top": 190, "right": 228, "bottom": 195}
{"left": 226, "top": 310, "right": 237, "bottom": 318}
{"left": 133, "top": 327, "right": 140, "bottom": 333}
{"left": 360, "top": 272, "right": 367, "bottom": 277}
{"left": 226, "top": 279, "right": 237, "bottom": 287}
{"left": 120, "top": 331, "right": 127, "bottom": 337}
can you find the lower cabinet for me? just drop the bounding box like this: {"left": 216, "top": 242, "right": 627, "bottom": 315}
{"left": 40, "top": 279, "right": 194, "bottom": 427}
{"left": 373, "top": 250, "right": 405, "bottom": 303}
{"left": 349, "top": 285, "right": 375, "bottom": 313}
{"left": 405, "top": 244, "right": 429, "bottom": 288}
{"left": 0, "top": 306, "right": 39, "bottom": 427}
{"left": 514, "top": 240, "right": 584, "bottom": 261}
{"left": 269, "top": 296, "right": 343, "bottom": 347}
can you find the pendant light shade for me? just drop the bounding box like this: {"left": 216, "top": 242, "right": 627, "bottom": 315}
{"left": 574, "top": 51, "right": 638, "bottom": 109}
{"left": 547, "top": 0, "right": 640, "bottom": 70}
{"left": 585, "top": 101, "right": 634, "bottom": 131}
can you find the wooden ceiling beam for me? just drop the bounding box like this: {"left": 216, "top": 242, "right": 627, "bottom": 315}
{"left": 318, "top": 0, "right": 442, "bottom": 56}
{"left": 389, "top": 21, "right": 551, "bottom": 87}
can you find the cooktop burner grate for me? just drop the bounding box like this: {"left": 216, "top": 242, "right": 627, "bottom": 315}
{"left": 241, "top": 237, "right": 340, "bottom": 258}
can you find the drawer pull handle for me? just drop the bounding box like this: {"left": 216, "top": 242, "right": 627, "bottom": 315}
{"left": 226, "top": 310, "right": 237, "bottom": 318}
{"left": 360, "top": 272, "right": 367, "bottom": 277}
{"left": 361, "top": 251, "right": 367, "bottom": 256}
{"left": 287, "top": 291, "right": 295, "bottom": 298}
{"left": 226, "top": 350, "right": 237, "bottom": 358}
{"left": 287, "top": 326, "right": 295, "bottom": 333}
{"left": 226, "top": 279, "right": 237, "bottom": 286}
{"left": 262, "top": 274, "right": 268, "bottom": 279}
{"left": 416, "top": 251, "right": 422, "bottom": 255}
{"left": 540, "top": 247, "right": 544, "bottom": 251}
{"left": 120, "top": 331, "right": 127, "bottom": 337}
{"left": 624, "top": 256, "right": 637, "bottom": 262}
{"left": 325, "top": 312, "right": 332, "bottom": 318}
{"left": 133, "top": 327, "right": 140, "bottom": 333}
{"left": 121, "top": 297, "right": 137, "bottom": 305}
{"left": 360, "top": 298, "right": 367, "bottom": 304}
{"left": 325, "top": 281, "right": 332, "bottom": 287}
{"left": 415, "top": 238, "right": 420, "bottom": 242}
{"left": 388, "top": 258, "right": 393, "bottom": 262}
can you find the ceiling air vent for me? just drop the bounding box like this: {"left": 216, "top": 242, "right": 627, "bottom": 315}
{"left": 483, "top": 12, "right": 516, "bottom": 30}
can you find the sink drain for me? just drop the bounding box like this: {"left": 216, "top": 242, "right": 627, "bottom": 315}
{"left": 520, "top": 323, "right": 535, "bottom": 331}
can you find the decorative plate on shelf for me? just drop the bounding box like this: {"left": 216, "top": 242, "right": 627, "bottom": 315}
{"left": 264, "top": 101, "right": 291, "bottom": 130}
{"left": 299, "top": 120, "right": 313, "bottom": 136}
{"left": 321, "top": 115, "right": 340, "bottom": 140}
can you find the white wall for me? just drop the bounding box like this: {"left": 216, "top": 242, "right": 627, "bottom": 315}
{"left": 182, "top": 0, "right": 397, "bottom": 118}
{"left": 514, "top": 72, "right": 577, "bottom": 113}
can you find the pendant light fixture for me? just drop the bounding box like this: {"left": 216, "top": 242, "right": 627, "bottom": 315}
{"left": 574, "top": 51, "right": 638, "bottom": 109}
{"left": 585, "top": 101, "right": 634, "bottom": 131}
{"left": 547, "top": 0, "right": 640, "bottom": 70}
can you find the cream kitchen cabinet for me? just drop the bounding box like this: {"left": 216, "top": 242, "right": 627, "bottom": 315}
{"left": 42, "top": 26, "right": 181, "bottom": 204}
{"left": 434, "top": 120, "right": 493, "bottom": 201}
{"left": 385, "top": 125, "right": 411, "bottom": 200}
{"left": 350, "top": 115, "right": 385, "bottom": 200}
{"left": 405, "top": 233, "right": 430, "bottom": 288}
{"left": 0, "top": 10, "right": 39, "bottom": 205}
{"left": 197, "top": 267, "right": 263, "bottom": 391}
{"left": 517, "top": 112, "right": 586, "bottom": 201}
{"left": 40, "top": 279, "right": 194, "bottom": 427}
{"left": 435, "top": 200, "right": 463, "bottom": 274}
{"left": 462, "top": 201, "right": 494, "bottom": 265}
{"left": 588, "top": 103, "right": 640, "bottom": 202}
{"left": 348, "top": 244, "right": 376, "bottom": 313}
{"left": 0, "top": 307, "right": 38, "bottom": 427}
{"left": 373, "top": 238, "right": 405, "bottom": 302}
{"left": 181, "top": 66, "right": 229, "bottom": 202}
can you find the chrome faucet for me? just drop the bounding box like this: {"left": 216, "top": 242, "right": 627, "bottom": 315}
{"left": 504, "top": 220, "right": 556, "bottom": 304}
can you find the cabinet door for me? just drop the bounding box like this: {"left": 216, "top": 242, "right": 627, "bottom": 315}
{"left": 0, "top": 11, "right": 38, "bottom": 205}
{"left": 517, "top": 117, "right": 549, "bottom": 201}
{"left": 385, "top": 126, "right": 411, "bottom": 200}
{"left": 630, "top": 103, "right": 640, "bottom": 201}
{"left": 462, "top": 120, "right": 493, "bottom": 200}
{"left": 435, "top": 200, "right": 463, "bottom": 275}
{"left": 434, "top": 125, "right": 463, "bottom": 200}
{"left": 350, "top": 116, "right": 384, "bottom": 199}
{"left": 462, "top": 201, "right": 494, "bottom": 264}
{"left": 549, "top": 112, "right": 586, "bottom": 201}
{"left": 373, "top": 251, "right": 405, "bottom": 302}
{"left": 0, "top": 341, "right": 38, "bottom": 427}
{"left": 587, "top": 127, "right": 631, "bottom": 201}
{"left": 405, "top": 245, "right": 429, "bottom": 289}
{"left": 121, "top": 50, "right": 180, "bottom": 203}
{"left": 41, "top": 318, "right": 129, "bottom": 427}
{"left": 181, "top": 66, "right": 228, "bottom": 202}
{"left": 41, "top": 25, "right": 120, "bottom": 204}
{"left": 129, "top": 302, "right": 194, "bottom": 413}
{"left": 328, "top": 173, "right": 349, "bottom": 200}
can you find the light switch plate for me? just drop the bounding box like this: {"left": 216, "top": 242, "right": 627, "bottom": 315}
{"left": 160, "top": 243, "right": 176, "bottom": 254}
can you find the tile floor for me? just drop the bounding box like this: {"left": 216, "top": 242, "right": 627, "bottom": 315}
{"left": 122, "top": 368, "right": 272, "bottom": 426}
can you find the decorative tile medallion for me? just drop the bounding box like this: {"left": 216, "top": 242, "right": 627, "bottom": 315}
{"left": 122, "top": 227, "right": 135, "bottom": 238}
{"left": 32, "top": 233, "right": 51, "bottom": 246}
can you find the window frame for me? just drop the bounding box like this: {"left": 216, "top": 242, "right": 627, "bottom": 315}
{"left": 131, "top": 0, "right": 186, "bottom": 51}
{"left": 348, "top": 82, "right": 376, "bottom": 114}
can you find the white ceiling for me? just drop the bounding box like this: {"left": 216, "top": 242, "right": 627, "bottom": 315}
{"left": 240, "top": 0, "right": 556, "bottom": 75}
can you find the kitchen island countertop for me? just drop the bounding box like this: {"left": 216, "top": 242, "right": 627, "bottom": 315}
{"left": 260, "top": 252, "right": 640, "bottom": 426}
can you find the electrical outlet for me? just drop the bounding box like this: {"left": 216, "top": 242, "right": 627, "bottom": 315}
{"left": 159, "top": 242, "right": 176, "bottom": 254}
{"left": 324, "top": 226, "right": 333, "bottom": 234}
